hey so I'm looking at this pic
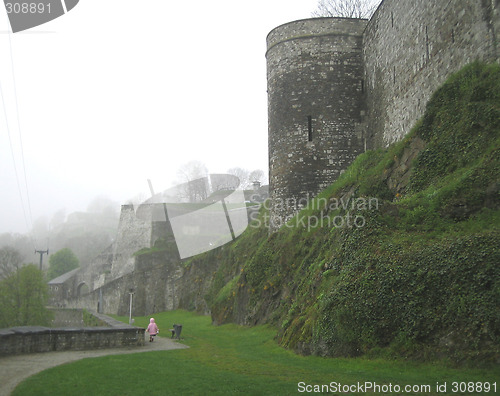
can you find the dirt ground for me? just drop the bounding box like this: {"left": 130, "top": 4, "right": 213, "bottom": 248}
{"left": 0, "top": 335, "right": 188, "bottom": 396}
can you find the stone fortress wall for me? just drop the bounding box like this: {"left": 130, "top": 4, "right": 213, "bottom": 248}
{"left": 109, "top": 204, "right": 154, "bottom": 279}
{"left": 70, "top": 203, "right": 175, "bottom": 294}
{"left": 364, "top": 0, "right": 500, "bottom": 148}
{"left": 50, "top": 204, "right": 158, "bottom": 311}
{"left": 267, "top": 0, "right": 500, "bottom": 227}
{"left": 55, "top": 189, "right": 266, "bottom": 316}
{"left": 49, "top": 0, "right": 500, "bottom": 313}
{"left": 267, "top": 18, "right": 367, "bottom": 228}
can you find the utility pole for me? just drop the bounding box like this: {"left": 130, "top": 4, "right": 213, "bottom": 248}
{"left": 35, "top": 249, "right": 49, "bottom": 271}
{"left": 128, "top": 288, "right": 135, "bottom": 324}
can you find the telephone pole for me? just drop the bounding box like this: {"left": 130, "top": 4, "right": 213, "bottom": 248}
{"left": 35, "top": 249, "right": 49, "bottom": 271}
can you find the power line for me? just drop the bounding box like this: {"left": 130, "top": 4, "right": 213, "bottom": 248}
{"left": 7, "top": 28, "right": 35, "bottom": 233}
{"left": 0, "top": 18, "right": 37, "bottom": 249}
{"left": 0, "top": 80, "right": 31, "bottom": 235}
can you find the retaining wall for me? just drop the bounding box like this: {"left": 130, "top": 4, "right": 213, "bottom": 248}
{"left": 0, "top": 311, "right": 144, "bottom": 357}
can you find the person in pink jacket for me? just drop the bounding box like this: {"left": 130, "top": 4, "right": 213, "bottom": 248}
{"left": 146, "top": 317, "right": 159, "bottom": 342}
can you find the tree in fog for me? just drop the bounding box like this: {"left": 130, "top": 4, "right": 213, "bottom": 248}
{"left": 0, "top": 234, "right": 36, "bottom": 267}
{"left": 47, "top": 248, "right": 79, "bottom": 281}
{"left": 248, "top": 169, "right": 266, "bottom": 185}
{"left": 227, "top": 168, "right": 267, "bottom": 189}
{"left": 312, "top": 0, "right": 380, "bottom": 19}
{"left": 176, "top": 160, "right": 208, "bottom": 181}
{"left": 0, "top": 264, "right": 52, "bottom": 327}
{"left": 49, "top": 208, "right": 66, "bottom": 229}
{"left": 0, "top": 246, "right": 24, "bottom": 280}
{"left": 227, "top": 167, "right": 250, "bottom": 188}
{"left": 87, "top": 195, "right": 119, "bottom": 217}
{"left": 175, "top": 160, "right": 209, "bottom": 202}
{"left": 48, "top": 196, "right": 119, "bottom": 268}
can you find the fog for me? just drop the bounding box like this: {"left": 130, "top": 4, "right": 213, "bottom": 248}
{"left": 0, "top": 0, "right": 318, "bottom": 238}
{"left": 0, "top": 195, "right": 120, "bottom": 267}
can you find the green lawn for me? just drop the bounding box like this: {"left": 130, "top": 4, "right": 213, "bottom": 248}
{"left": 12, "top": 310, "right": 499, "bottom": 395}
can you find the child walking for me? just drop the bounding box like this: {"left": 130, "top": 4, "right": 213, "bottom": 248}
{"left": 147, "top": 317, "right": 159, "bottom": 342}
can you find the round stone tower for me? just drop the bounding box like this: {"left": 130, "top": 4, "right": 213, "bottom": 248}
{"left": 266, "top": 17, "right": 368, "bottom": 230}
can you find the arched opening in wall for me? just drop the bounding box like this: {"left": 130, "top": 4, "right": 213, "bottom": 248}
{"left": 77, "top": 282, "right": 89, "bottom": 297}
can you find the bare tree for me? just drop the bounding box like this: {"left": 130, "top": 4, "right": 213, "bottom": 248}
{"left": 248, "top": 169, "right": 266, "bottom": 185}
{"left": 226, "top": 168, "right": 267, "bottom": 189}
{"left": 227, "top": 167, "right": 250, "bottom": 189}
{"left": 176, "top": 160, "right": 208, "bottom": 183}
{"left": 175, "top": 161, "right": 209, "bottom": 202}
{"left": 312, "top": 0, "right": 380, "bottom": 19}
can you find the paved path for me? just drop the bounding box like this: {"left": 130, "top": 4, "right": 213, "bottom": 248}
{"left": 0, "top": 335, "right": 188, "bottom": 396}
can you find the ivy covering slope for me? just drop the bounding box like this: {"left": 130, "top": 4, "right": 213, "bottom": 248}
{"left": 189, "top": 62, "right": 499, "bottom": 364}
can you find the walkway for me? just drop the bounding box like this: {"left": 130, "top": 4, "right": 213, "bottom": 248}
{"left": 0, "top": 335, "right": 188, "bottom": 396}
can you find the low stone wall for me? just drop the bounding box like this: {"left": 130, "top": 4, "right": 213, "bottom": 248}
{"left": 0, "top": 311, "right": 144, "bottom": 357}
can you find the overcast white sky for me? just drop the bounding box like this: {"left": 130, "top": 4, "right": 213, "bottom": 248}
{"left": 0, "top": 0, "right": 318, "bottom": 234}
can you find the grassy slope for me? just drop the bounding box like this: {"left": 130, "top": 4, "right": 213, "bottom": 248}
{"left": 12, "top": 310, "right": 499, "bottom": 396}
{"left": 206, "top": 62, "right": 500, "bottom": 364}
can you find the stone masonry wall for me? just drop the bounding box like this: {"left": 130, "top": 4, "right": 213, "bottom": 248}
{"left": 110, "top": 205, "right": 153, "bottom": 279}
{"left": 363, "top": 0, "right": 500, "bottom": 148}
{"left": 65, "top": 245, "right": 218, "bottom": 317}
{"left": 61, "top": 204, "right": 166, "bottom": 298}
{"left": 267, "top": 18, "right": 367, "bottom": 229}
{"left": 0, "top": 312, "right": 144, "bottom": 357}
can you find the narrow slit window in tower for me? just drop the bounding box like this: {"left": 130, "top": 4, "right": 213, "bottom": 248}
{"left": 425, "top": 25, "right": 430, "bottom": 61}
{"left": 307, "top": 116, "right": 313, "bottom": 142}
